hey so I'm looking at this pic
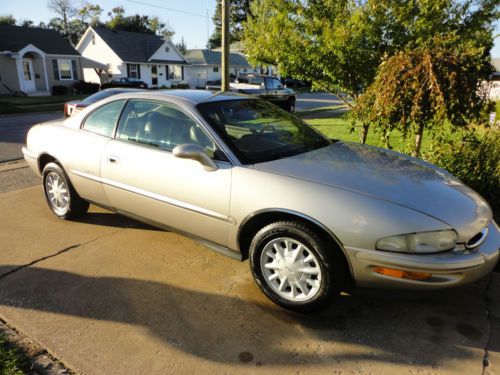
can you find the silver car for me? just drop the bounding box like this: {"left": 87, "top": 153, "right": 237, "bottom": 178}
{"left": 22, "top": 90, "right": 500, "bottom": 312}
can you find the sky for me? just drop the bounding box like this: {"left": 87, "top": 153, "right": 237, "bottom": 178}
{"left": 1, "top": 0, "right": 499, "bottom": 56}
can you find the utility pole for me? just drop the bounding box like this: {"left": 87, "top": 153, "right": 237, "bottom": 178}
{"left": 221, "top": 0, "right": 230, "bottom": 91}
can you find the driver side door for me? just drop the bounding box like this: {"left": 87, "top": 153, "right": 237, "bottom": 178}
{"left": 100, "top": 99, "right": 232, "bottom": 246}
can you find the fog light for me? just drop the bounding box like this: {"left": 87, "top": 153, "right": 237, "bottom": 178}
{"left": 374, "top": 267, "right": 432, "bottom": 280}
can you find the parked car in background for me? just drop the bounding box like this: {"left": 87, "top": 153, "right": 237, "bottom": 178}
{"left": 101, "top": 77, "right": 148, "bottom": 90}
{"left": 64, "top": 88, "right": 146, "bottom": 116}
{"left": 207, "top": 75, "right": 296, "bottom": 112}
{"left": 23, "top": 90, "right": 499, "bottom": 312}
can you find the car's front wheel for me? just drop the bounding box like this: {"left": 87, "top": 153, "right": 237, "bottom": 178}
{"left": 42, "top": 162, "right": 89, "bottom": 219}
{"left": 249, "top": 221, "right": 345, "bottom": 312}
{"left": 286, "top": 97, "right": 296, "bottom": 112}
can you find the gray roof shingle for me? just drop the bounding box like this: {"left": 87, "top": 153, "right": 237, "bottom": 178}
{"left": 93, "top": 27, "right": 186, "bottom": 64}
{"left": 0, "top": 24, "right": 79, "bottom": 55}
{"left": 184, "top": 49, "right": 250, "bottom": 67}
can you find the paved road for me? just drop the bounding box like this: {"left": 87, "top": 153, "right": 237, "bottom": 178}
{"left": 0, "top": 162, "right": 498, "bottom": 375}
{"left": 295, "top": 92, "right": 344, "bottom": 111}
{"left": 0, "top": 112, "right": 63, "bottom": 162}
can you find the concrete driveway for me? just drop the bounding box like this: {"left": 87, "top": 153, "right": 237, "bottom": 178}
{"left": 0, "top": 112, "right": 63, "bottom": 162}
{"left": 0, "top": 181, "right": 498, "bottom": 374}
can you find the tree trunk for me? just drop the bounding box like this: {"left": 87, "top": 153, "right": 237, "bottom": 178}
{"left": 412, "top": 123, "right": 425, "bottom": 158}
{"left": 360, "top": 123, "right": 369, "bottom": 144}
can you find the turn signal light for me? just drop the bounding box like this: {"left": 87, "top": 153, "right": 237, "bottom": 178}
{"left": 374, "top": 267, "right": 432, "bottom": 280}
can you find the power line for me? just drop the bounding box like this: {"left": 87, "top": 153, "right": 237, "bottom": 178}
{"left": 126, "top": 0, "right": 209, "bottom": 18}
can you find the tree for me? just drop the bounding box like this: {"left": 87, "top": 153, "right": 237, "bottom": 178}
{"left": 243, "top": 0, "right": 498, "bottom": 144}
{"left": 47, "top": 0, "right": 77, "bottom": 39}
{"left": 0, "top": 15, "right": 16, "bottom": 25}
{"left": 209, "top": 0, "right": 251, "bottom": 49}
{"left": 78, "top": 2, "right": 102, "bottom": 26}
{"left": 19, "top": 19, "right": 34, "bottom": 27}
{"left": 351, "top": 0, "right": 498, "bottom": 156}
{"left": 176, "top": 37, "right": 187, "bottom": 54}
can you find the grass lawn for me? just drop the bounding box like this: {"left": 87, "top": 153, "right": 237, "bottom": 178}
{"left": 0, "top": 95, "right": 87, "bottom": 114}
{"left": 0, "top": 333, "right": 29, "bottom": 375}
{"left": 301, "top": 107, "right": 433, "bottom": 153}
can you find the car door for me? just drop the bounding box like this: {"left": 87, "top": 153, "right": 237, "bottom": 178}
{"left": 66, "top": 99, "right": 127, "bottom": 206}
{"left": 271, "top": 78, "right": 288, "bottom": 105}
{"left": 100, "top": 99, "right": 232, "bottom": 246}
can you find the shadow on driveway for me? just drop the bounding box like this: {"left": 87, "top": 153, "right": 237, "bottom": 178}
{"left": 0, "top": 265, "right": 489, "bottom": 367}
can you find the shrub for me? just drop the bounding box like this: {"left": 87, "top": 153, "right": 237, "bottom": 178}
{"left": 73, "top": 80, "right": 99, "bottom": 94}
{"left": 171, "top": 82, "right": 189, "bottom": 89}
{"left": 423, "top": 128, "right": 500, "bottom": 219}
{"left": 51, "top": 85, "right": 68, "bottom": 96}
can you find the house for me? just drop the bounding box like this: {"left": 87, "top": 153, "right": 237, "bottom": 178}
{"left": 183, "top": 49, "right": 259, "bottom": 88}
{"left": 487, "top": 58, "right": 500, "bottom": 100}
{"left": 0, "top": 24, "right": 103, "bottom": 95}
{"left": 77, "top": 27, "right": 188, "bottom": 88}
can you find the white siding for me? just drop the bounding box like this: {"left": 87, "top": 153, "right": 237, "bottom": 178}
{"left": 149, "top": 40, "right": 185, "bottom": 63}
{"left": 77, "top": 28, "right": 123, "bottom": 83}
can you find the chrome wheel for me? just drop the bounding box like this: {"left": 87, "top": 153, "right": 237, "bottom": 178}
{"left": 45, "top": 171, "right": 70, "bottom": 215}
{"left": 260, "top": 237, "right": 322, "bottom": 302}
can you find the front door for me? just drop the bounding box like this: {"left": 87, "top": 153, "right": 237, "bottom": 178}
{"left": 100, "top": 99, "right": 232, "bottom": 246}
{"left": 151, "top": 65, "right": 158, "bottom": 86}
{"left": 22, "top": 58, "right": 36, "bottom": 93}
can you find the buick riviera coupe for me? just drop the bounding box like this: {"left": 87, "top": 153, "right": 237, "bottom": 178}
{"left": 23, "top": 90, "right": 500, "bottom": 312}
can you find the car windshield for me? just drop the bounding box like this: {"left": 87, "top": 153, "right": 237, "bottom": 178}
{"left": 83, "top": 90, "right": 121, "bottom": 103}
{"left": 197, "top": 99, "right": 331, "bottom": 164}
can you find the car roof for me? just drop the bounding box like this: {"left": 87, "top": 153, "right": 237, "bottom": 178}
{"left": 110, "top": 89, "right": 252, "bottom": 106}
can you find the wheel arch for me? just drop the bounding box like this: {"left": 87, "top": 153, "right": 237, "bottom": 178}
{"left": 237, "top": 209, "right": 354, "bottom": 282}
{"left": 37, "top": 153, "right": 61, "bottom": 174}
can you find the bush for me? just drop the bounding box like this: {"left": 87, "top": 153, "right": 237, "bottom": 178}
{"left": 73, "top": 80, "right": 99, "bottom": 94}
{"left": 51, "top": 85, "right": 68, "bottom": 96}
{"left": 171, "top": 82, "right": 189, "bottom": 89}
{"left": 423, "top": 128, "right": 500, "bottom": 219}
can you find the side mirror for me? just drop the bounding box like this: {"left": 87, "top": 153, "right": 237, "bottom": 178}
{"left": 172, "top": 143, "right": 218, "bottom": 172}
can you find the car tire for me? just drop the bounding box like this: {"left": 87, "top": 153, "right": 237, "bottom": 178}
{"left": 286, "top": 97, "right": 296, "bottom": 113}
{"left": 249, "top": 221, "right": 345, "bottom": 313}
{"left": 42, "top": 162, "right": 89, "bottom": 219}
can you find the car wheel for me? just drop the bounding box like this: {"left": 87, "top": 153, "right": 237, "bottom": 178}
{"left": 249, "top": 221, "right": 344, "bottom": 312}
{"left": 42, "top": 162, "right": 89, "bottom": 219}
{"left": 286, "top": 97, "right": 296, "bottom": 113}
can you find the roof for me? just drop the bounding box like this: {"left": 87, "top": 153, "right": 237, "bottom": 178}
{"left": 110, "top": 89, "right": 252, "bottom": 106}
{"left": 184, "top": 49, "right": 250, "bottom": 67}
{"left": 0, "top": 24, "right": 79, "bottom": 55}
{"left": 92, "top": 27, "right": 186, "bottom": 64}
{"left": 492, "top": 58, "right": 500, "bottom": 73}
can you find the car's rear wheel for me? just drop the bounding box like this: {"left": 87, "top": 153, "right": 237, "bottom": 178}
{"left": 42, "top": 162, "right": 89, "bottom": 219}
{"left": 249, "top": 221, "right": 345, "bottom": 312}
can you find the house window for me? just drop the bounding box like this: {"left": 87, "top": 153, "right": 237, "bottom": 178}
{"left": 213, "top": 67, "right": 219, "bottom": 73}
{"left": 129, "top": 64, "right": 138, "bottom": 78}
{"left": 58, "top": 59, "right": 73, "bottom": 80}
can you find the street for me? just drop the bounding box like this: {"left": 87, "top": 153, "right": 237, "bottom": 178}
{"left": 0, "top": 112, "right": 62, "bottom": 162}
{"left": 0, "top": 162, "right": 498, "bottom": 374}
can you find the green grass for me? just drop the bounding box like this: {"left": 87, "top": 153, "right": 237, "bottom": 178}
{"left": 0, "top": 333, "right": 29, "bottom": 375}
{"left": 0, "top": 95, "right": 87, "bottom": 114}
{"left": 302, "top": 108, "right": 435, "bottom": 152}
{"left": 496, "top": 100, "right": 500, "bottom": 120}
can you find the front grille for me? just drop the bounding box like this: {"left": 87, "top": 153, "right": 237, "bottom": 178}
{"left": 466, "top": 226, "right": 489, "bottom": 249}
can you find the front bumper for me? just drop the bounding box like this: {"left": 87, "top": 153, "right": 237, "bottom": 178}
{"left": 345, "top": 221, "right": 500, "bottom": 289}
{"left": 22, "top": 146, "right": 41, "bottom": 177}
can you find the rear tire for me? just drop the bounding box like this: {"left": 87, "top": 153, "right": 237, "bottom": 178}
{"left": 286, "top": 97, "right": 296, "bottom": 113}
{"left": 249, "top": 221, "right": 345, "bottom": 313}
{"left": 42, "top": 162, "right": 89, "bottom": 219}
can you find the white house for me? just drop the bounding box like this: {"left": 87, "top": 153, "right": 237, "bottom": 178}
{"left": 183, "top": 49, "right": 259, "bottom": 88}
{"left": 76, "top": 27, "right": 188, "bottom": 87}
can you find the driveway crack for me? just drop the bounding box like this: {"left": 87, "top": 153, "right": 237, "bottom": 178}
{"left": 482, "top": 274, "right": 493, "bottom": 375}
{"left": 0, "top": 231, "right": 119, "bottom": 280}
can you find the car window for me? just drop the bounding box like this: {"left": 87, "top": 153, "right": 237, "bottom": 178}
{"left": 273, "top": 78, "right": 284, "bottom": 89}
{"left": 264, "top": 77, "right": 275, "bottom": 89}
{"left": 82, "top": 100, "right": 126, "bottom": 137}
{"left": 249, "top": 76, "right": 264, "bottom": 86}
{"left": 115, "top": 100, "right": 218, "bottom": 157}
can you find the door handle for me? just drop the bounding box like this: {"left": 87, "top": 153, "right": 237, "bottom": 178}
{"left": 106, "top": 155, "right": 120, "bottom": 163}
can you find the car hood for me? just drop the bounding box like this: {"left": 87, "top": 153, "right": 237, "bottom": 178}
{"left": 254, "top": 142, "right": 492, "bottom": 242}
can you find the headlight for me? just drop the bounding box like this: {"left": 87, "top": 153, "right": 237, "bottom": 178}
{"left": 376, "top": 230, "right": 457, "bottom": 253}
